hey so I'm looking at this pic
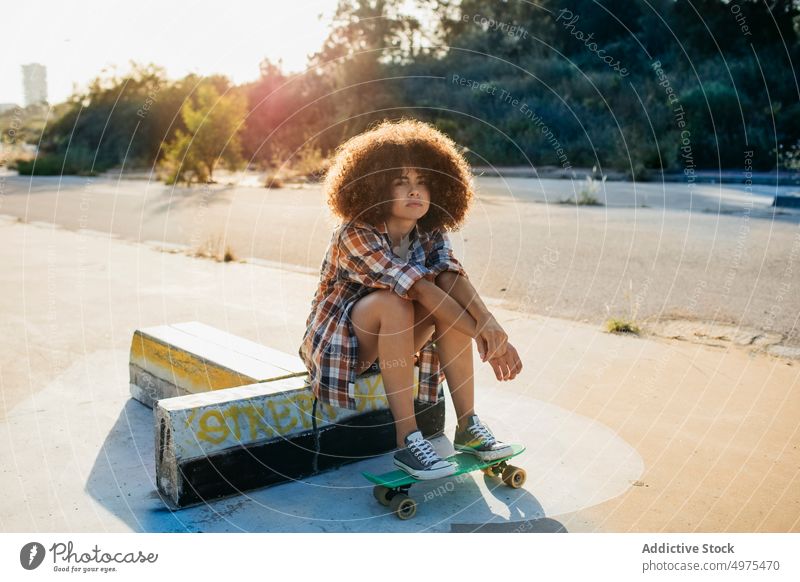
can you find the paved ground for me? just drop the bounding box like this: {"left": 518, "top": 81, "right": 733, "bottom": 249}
{"left": 0, "top": 221, "right": 797, "bottom": 532}
{"left": 1, "top": 173, "right": 799, "bottom": 350}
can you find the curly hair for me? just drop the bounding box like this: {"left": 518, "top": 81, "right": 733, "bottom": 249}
{"left": 323, "top": 118, "right": 474, "bottom": 233}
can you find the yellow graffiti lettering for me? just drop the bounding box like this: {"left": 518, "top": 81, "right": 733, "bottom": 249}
{"left": 355, "top": 389, "right": 366, "bottom": 412}
{"left": 267, "top": 399, "right": 298, "bottom": 435}
{"left": 242, "top": 404, "right": 273, "bottom": 440}
{"left": 185, "top": 409, "right": 196, "bottom": 428}
{"left": 321, "top": 401, "right": 338, "bottom": 422}
{"left": 197, "top": 410, "right": 228, "bottom": 445}
{"left": 188, "top": 391, "right": 348, "bottom": 446}
{"left": 356, "top": 375, "right": 387, "bottom": 412}
{"left": 355, "top": 376, "right": 375, "bottom": 412}
{"left": 222, "top": 405, "right": 243, "bottom": 441}
{"left": 371, "top": 375, "right": 388, "bottom": 407}
{"left": 292, "top": 392, "right": 315, "bottom": 429}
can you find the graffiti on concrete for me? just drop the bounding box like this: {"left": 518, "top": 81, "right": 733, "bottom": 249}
{"left": 183, "top": 373, "right": 419, "bottom": 446}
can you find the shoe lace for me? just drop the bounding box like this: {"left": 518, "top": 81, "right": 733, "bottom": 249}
{"left": 408, "top": 438, "right": 440, "bottom": 466}
{"left": 468, "top": 422, "right": 497, "bottom": 446}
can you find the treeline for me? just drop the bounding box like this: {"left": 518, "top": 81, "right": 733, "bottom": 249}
{"left": 8, "top": 0, "right": 800, "bottom": 181}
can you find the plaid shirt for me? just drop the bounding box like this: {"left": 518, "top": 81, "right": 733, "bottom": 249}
{"left": 299, "top": 219, "right": 468, "bottom": 410}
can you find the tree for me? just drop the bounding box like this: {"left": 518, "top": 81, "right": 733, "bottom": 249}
{"left": 306, "top": 0, "right": 427, "bottom": 145}
{"left": 160, "top": 81, "right": 247, "bottom": 184}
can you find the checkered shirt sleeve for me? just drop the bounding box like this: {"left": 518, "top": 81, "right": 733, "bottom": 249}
{"left": 336, "top": 223, "right": 432, "bottom": 299}
{"left": 426, "top": 229, "right": 468, "bottom": 279}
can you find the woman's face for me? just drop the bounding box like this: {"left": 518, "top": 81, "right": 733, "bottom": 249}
{"left": 387, "top": 167, "right": 431, "bottom": 221}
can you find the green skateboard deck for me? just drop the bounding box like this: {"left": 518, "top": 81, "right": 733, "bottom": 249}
{"left": 363, "top": 444, "right": 526, "bottom": 488}
{"left": 363, "top": 444, "right": 527, "bottom": 519}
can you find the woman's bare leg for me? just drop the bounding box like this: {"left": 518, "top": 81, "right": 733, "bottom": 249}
{"left": 350, "top": 290, "right": 436, "bottom": 448}
{"left": 431, "top": 319, "right": 475, "bottom": 428}
{"left": 429, "top": 272, "right": 476, "bottom": 427}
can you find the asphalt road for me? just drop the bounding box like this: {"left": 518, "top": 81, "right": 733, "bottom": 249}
{"left": 1, "top": 172, "right": 798, "bottom": 343}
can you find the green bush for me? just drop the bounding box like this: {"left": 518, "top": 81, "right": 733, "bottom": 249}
{"left": 15, "top": 146, "right": 106, "bottom": 176}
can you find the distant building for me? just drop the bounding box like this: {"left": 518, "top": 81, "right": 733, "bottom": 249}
{"left": 0, "top": 103, "right": 19, "bottom": 114}
{"left": 22, "top": 63, "right": 48, "bottom": 106}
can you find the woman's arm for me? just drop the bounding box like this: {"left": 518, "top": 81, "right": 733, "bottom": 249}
{"left": 414, "top": 272, "right": 523, "bottom": 381}
{"left": 434, "top": 271, "right": 491, "bottom": 327}
{"left": 407, "top": 278, "right": 479, "bottom": 338}
{"left": 424, "top": 231, "right": 506, "bottom": 356}
{"left": 434, "top": 271, "right": 510, "bottom": 361}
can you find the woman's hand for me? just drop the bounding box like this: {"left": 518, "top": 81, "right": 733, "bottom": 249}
{"left": 488, "top": 342, "right": 523, "bottom": 381}
{"left": 475, "top": 313, "right": 508, "bottom": 362}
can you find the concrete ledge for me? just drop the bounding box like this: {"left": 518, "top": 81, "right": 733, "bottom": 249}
{"left": 155, "top": 371, "right": 444, "bottom": 508}
{"left": 130, "top": 321, "right": 448, "bottom": 507}
{"left": 129, "top": 321, "right": 307, "bottom": 407}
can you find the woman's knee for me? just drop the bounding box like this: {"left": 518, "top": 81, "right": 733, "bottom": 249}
{"left": 370, "top": 290, "right": 415, "bottom": 326}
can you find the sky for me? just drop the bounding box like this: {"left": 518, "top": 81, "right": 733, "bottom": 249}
{"left": 0, "top": 0, "right": 339, "bottom": 105}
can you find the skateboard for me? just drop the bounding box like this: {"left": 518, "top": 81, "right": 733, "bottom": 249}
{"left": 362, "top": 444, "right": 526, "bottom": 520}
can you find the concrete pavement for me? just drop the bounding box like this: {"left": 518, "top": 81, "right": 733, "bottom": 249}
{"left": 2, "top": 173, "right": 799, "bottom": 348}
{"left": 0, "top": 220, "right": 797, "bottom": 532}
